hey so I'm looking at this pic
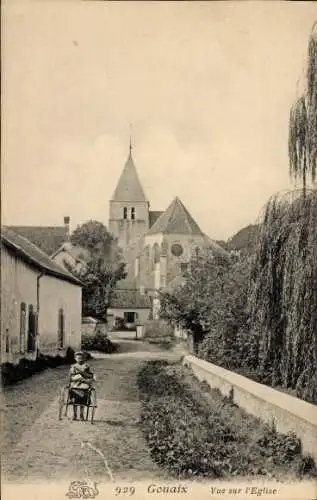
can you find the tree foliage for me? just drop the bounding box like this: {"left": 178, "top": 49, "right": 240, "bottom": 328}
{"left": 288, "top": 23, "right": 317, "bottom": 193}
{"left": 69, "top": 220, "right": 126, "bottom": 320}
{"left": 159, "top": 249, "right": 243, "bottom": 353}
{"left": 248, "top": 190, "right": 317, "bottom": 401}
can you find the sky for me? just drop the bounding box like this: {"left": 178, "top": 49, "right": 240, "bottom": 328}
{"left": 2, "top": 1, "right": 317, "bottom": 240}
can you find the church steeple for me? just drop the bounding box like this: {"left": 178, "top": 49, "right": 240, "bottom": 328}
{"left": 111, "top": 141, "right": 148, "bottom": 203}
{"left": 109, "top": 138, "right": 150, "bottom": 249}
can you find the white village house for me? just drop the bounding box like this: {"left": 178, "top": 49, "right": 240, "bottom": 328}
{"left": 1, "top": 227, "right": 82, "bottom": 364}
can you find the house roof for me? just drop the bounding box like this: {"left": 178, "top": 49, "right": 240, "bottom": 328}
{"left": 111, "top": 150, "right": 148, "bottom": 203}
{"left": 51, "top": 242, "right": 90, "bottom": 262}
{"left": 147, "top": 197, "right": 204, "bottom": 236}
{"left": 109, "top": 289, "right": 151, "bottom": 309}
{"left": 5, "top": 225, "right": 68, "bottom": 256}
{"left": 1, "top": 227, "right": 82, "bottom": 286}
{"left": 149, "top": 210, "right": 164, "bottom": 228}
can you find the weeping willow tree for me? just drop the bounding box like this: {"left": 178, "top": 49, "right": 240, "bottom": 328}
{"left": 249, "top": 24, "right": 317, "bottom": 403}
{"left": 288, "top": 23, "right": 317, "bottom": 194}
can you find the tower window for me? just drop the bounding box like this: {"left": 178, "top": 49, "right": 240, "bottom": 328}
{"left": 123, "top": 207, "right": 128, "bottom": 219}
{"left": 131, "top": 207, "right": 135, "bottom": 220}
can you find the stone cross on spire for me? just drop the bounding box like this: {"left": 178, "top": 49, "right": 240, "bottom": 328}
{"left": 129, "top": 124, "right": 133, "bottom": 156}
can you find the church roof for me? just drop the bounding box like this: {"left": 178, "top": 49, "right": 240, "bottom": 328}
{"left": 111, "top": 150, "right": 148, "bottom": 203}
{"left": 149, "top": 210, "right": 164, "bottom": 228}
{"left": 147, "top": 197, "right": 204, "bottom": 236}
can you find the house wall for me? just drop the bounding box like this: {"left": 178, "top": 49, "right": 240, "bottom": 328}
{"left": 1, "top": 244, "right": 82, "bottom": 363}
{"left": 183, "top": 355, "right": 317, "bottom": 463}
{"left": 38, "top": 274, "right": 82, "bottom": 355}
{"left": 107, "top": 307, "right": 151, "bottom": 324}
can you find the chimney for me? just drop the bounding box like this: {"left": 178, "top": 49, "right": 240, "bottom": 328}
{"left": 64, "top": 216, "right": 70, "bottom": 241}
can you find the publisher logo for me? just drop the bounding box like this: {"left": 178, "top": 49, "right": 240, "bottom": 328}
{"left": 66, "top": 481, "right": 99, "bottom": 499}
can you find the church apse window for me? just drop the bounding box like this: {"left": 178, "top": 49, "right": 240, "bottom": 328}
{"left": 171, "top": 243, "right": 184, "bottom": 257}
{"left": 153, "top": 243, "right": 161, "bottom": 265}
{"left": 131, "top": 207, "right": 135, "bottom": 220}
{"left": 123, "top": 207, "right": 128, "bottom": 219}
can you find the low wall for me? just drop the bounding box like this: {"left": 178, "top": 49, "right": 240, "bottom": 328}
{"left": 183, "top": 355, "right": 317, "bottom": 463}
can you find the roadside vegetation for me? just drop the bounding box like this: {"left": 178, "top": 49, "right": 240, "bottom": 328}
{"left": 138, "top": 360, "right": 317, "bottom": 480}
{"left": 81, "top": 333, "right": 118, "bottom": 354}
{"left": 1, "top": 347, "right": 75, "bottom": 386}
{"left": 160, "top": 24, "right": 317, "bottom": 405}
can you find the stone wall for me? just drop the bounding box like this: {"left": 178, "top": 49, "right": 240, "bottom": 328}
{"left": 183, "top": 355, "right": 317, "bottom": 463}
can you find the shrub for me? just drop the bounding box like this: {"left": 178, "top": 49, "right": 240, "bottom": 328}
{"left": 1, "top": 349, "right": 75, "bottom": 386}
{"left": 81, "top": 333, "right": 118, "bottom": 353}
{"left": 143, "top": 320, "right": 174, "bottom": 339}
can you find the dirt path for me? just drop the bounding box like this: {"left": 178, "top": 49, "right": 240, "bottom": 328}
{"left": 2, "top": 342, "right": 184, "bottom": 483}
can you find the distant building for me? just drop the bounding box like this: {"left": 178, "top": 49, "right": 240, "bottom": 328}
{"left": 109, "top": 143, "right": 229, "bottom": 318}
{"left": 51, "top": 242, "right": 90, "bottom": 274}
{"left": 108, "top": 289, "right": 151, "bottom": 329}
{"left": 1, "top": 227, "right": 82, "bottom": 364}
{"left": 6, "top": 216, "right": 71, "bottom": 256}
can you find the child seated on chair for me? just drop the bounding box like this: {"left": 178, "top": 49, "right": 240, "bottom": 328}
{"left": 69, "top": 351, "right": 95, "bottom": 421}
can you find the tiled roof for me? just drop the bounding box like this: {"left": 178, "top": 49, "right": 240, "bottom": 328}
{"left": 51, "top": 242, "right": 90, "bottom": 262}
{"left": 1, "top": 227, "right": 82, "bottom": 286}
{"left": 111, "top": 151, "right": 148, "bottom": 202}
{"left": 147, "top": 197, "right": 204, "bottom": 236}
{"left": 6, "top": 225, "right": 68, "bottom": 256}
{"left": 149, "top": 210, "right": 164, "bottom": 228}
{"left": 109, "top": 289, "right": 151, "bottom": 309}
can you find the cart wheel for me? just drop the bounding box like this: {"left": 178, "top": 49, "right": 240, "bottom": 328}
{"left": 91, "top": 406, "right": 96, "bottom": 424}
{"left": 58, "top": 386, "right": 69, "bottom": 421}
{"left": 90, "top": 389, "right": 97, "bottom": 424}
{"left": 58, "top": 394, "right": 64, "bottom": 420}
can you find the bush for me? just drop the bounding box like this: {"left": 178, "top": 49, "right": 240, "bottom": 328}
{"left": 1, "top": 350, "right": 74, "bottom": 386}
{"left": 81, "top": 333, "right": 118, "bottom": 353}
{"left": 137, "top": 361, "right": 316, "bottom": 480}
{"left": 143, "top": 320, "right": 174, "bottom": 339}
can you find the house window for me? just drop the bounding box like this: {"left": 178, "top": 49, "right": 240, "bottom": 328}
{"left": 123, "top": 207, "right": 128, "bottom": 219}
{"left": 124, "top": 311, "right": 135, "bottom": 323}
{"left": 131, "top": 207, "right": 135, "bottom": 220}
{"left": 20, "top": 302, "right": 26, "bottom": 353}
{"left": 27, "top": 305, "right": 36, "bottom": 352}
{"left": 5, "top": 329, "right": 10, "bottom": 353}
{"left": 58, "top": 308, "right": 65, "bottom": 348}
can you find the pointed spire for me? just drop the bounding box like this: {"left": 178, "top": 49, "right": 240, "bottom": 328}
{"left": 110, "top": 134, "right": 148, "bottom": 202}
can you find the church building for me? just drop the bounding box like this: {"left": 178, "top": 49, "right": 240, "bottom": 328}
{"left": 108, "top": 142, "right": 227, "bottom": 322}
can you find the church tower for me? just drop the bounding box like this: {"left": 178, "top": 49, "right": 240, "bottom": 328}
{"left": 109, "top": 141, "right": 150, "bottom": 251}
